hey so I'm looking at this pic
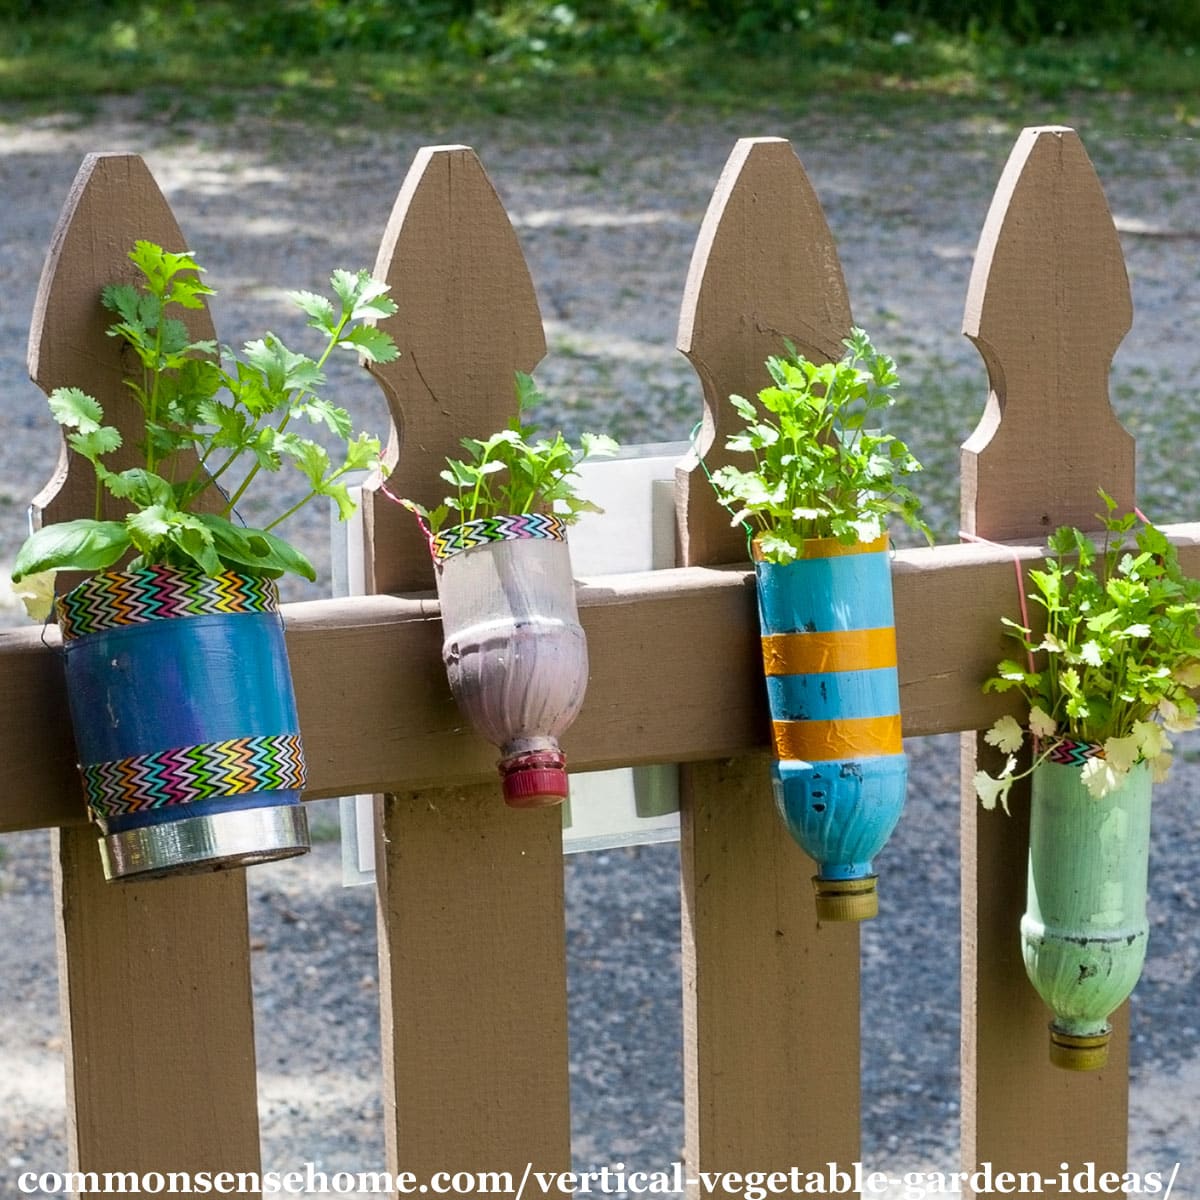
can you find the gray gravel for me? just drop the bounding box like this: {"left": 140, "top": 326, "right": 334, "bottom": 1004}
{"left": 2, "top": 95, "right": 1200, "bottom": 1193}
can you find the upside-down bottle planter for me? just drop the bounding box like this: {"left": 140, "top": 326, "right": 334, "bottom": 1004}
{"left": 755, "top": 534, "right": 907, "bottom": 922}
{"left": 56, "top": 565, "right": 310, "bottom": 882}
{"left": 1022, "top": 744, "right": 1151, "bottom": 1071}
{"left": 433, "top": 514, "right": 588, "bottom": 808}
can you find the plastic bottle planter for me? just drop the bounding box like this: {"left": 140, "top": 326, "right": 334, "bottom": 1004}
{"left": 55, "top": 565, "right": 310, "bottom": 882}
{"left": 754, "top": 534, "right": 907, "bottom": 922}
{"left": 432, "top": 514, "right": 588, "bottom": 809}
{"left": 1022, "top": 745, "right": 1151, "bottom": 1071}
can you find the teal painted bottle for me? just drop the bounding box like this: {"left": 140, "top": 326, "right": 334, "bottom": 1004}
{"left": 1021, "top": 748, "right": 1151, "bottom": 1070}
{"left": 754, "top": 534, "right": 907, "bottom": 921}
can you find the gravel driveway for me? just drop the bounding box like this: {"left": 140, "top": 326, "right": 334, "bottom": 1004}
{"left": 1, "top": 95, "right": 1198, "bottom": 1193}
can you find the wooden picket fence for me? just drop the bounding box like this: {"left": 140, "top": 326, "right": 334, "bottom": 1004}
{"left": 1, "top": 123, "right": 1197, "bottom": 1194}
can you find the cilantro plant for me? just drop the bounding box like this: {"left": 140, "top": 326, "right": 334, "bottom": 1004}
{"left": 410, "top": 371, "right": 618, "bottom": 537}
{"left": 975, "top": 495, "right": 1200, "bottom": 810}
{"left": 11, "top": 241, "right": 396, "bottom": 592}
{"left": 707, "top": 328, "right": 929, "bottom": 563}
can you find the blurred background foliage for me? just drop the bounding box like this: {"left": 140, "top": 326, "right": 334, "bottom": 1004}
{"left": 1, "top": 0, "right": 1197, "bottom": 119}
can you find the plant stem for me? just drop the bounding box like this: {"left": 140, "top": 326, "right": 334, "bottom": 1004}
{"left": 263, "top": 460, "right": 353, "bottom": 531}
{"left": 263, "top": 489, "right": 319, "bottom": 531}
{"left": 145, "top": 316, "right": 165, "bottom": 474}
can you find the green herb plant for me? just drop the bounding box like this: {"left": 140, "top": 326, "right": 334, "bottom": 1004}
{"left": 408, "top": 372, "right": 618, "bottom": 537}
{"left": 975, "top": 494, "right": 1200, "bottom": 811}
{"left": 706, "top": 327, "right": 929, "bottom": 563}
{"left": 11, "top": 241, "right": 397, "bottom": 600}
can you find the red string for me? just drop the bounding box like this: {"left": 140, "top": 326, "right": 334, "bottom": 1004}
{"left": 377, "top": 480, "right": 437, "bottom": 559}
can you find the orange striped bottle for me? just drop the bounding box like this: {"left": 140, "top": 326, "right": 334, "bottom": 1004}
{"left": 755, "top": 534, "right": 907, "bottom": 921}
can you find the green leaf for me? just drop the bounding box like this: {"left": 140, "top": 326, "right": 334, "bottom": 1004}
{"left": 193, "top": 513, "right": 316, "bottom": 581}
{"left": 756, "top": 531, "right": 801, "bottom": 563}
{"left": 282, "top": 438, "right": 331, "bottom": 491}
{"left": 288, "top": 289, "right": 337, "bottom": 333}
{"left": 330, "top": 269, "right": 397, "bottom": 321}
{"left": 104, "top": 468, "right": 174, "bottom": 508}
{"left": 291, "top": 398, "right": 353, "bottom": 439}
{"left": 514, "top": 371, "right": 542, "bottom": 412}
{"left": 730, "top": 393, "right": 758, "bottom": 422}
{"left": 323, "top": 481, "right": 357, "bottom": 522}
{"left": 169, "top": 516, "right": 222, "bottom": 575}
{"left": 243, "top": 336, "right": 323, "bottom": 396}
{"left": 12, "top": 520, "right": 131, "bottom": 580}
{"left": 68, "top": 426, "right": 122, "bottom": 464}
{"left": 342, "top": 431, "right": 382, "bottom": 472}
{"left": 49, "top": 387, "right": 104, "bottom": 434}
{"left": 100, "top": 283, "right": 141, "bottom": 326}
{"left": 339, "top": 325, "right": 399, "bottom": 363}
{"left": 127, "top": 504, "right": 174, "bottom": 554}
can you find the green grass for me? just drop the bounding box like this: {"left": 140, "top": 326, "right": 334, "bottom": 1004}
{"left": 2, "top": 3, "right": 1199, "bottom": 127}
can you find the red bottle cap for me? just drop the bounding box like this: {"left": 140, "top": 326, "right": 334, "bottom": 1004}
{"left": 500, "top": 751, "right": 569, "bottom": 809}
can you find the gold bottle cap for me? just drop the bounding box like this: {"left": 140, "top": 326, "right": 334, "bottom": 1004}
{"left": 812, "top": 875, "right": 879, "bottom": 922}
{"left": 1049, "top": 1026, "right": 1111, "bottom": 1071}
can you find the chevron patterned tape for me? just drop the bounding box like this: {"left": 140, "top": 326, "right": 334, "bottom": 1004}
{"left": 57, "top": 566, "right": 280, "bottom": 640}
{"left": 432, "top": 513, "right": 567, "bottom": 562}
{"left": 81, "top": 734, "right": 307, "bottom": 820}
{"left": 1045, "top": 737, "right": 1106, "bottom": 766}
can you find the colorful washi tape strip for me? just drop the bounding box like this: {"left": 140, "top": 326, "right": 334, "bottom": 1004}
{"left": 57, "top": 566, "right": 280, "bottom": 640}
{"left": 80, "top": 733, "right": 307, "bottom": 820}
{"left": 1045, "top": 737, "right": 1106, "bottom": 766}
{"left": 431, "top": 512, "right": 567, "bottom": 562}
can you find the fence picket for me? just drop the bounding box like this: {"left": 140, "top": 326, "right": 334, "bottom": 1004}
{"left": 675, "top": 137, "right": 860, "bottom": 1188}
{"left": 676, "top": 136, "right": 853, "bottom": 568}
{"left": 362, "top": 144, "right": 547, "bottom": 595}
{"left": 28, "top": 153, "right": 262, "bottom": 1189}
{"left": 960, "top": 126, "right": 1134, "bottom": 1175}
{"left": 361, "top": 145, "right": 571, "bottom": 1191}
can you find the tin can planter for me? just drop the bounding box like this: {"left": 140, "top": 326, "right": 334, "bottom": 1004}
{"left": 755, "top": 534, "right": 907, "bottom": 921}
{"left": 56, "top": 565, "right": 310, "bottom": 881}
{"left": 1021, "top": 745, "right": 1151, "bottom": 1071}
{"left": 433, "top": 514, "right": 588, "bottom": 809}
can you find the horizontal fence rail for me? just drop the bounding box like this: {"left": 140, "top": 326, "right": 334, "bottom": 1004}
{"left": 0, "top": 123, "right": 1189, "bottom": 1195}
{"left": 5, "top": 533, "right": 1200, "bottom": 832}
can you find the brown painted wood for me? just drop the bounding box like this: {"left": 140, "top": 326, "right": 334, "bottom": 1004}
{"left": 361, "top": 144, "right": 547, "bottom": 595}
{"left": 53, "top": 828, "right": 261, "bottom": 1185}
{"left": 680, "top": 758, "right": 860, "bottom": 1191}
{"left": 374, "top": 786, "right": 569, "bottom": 1186}
{"left": 29, "top": 153, "right": 262, "bottom": 1187}
{"left": 676, "top": 137, "right": 859, "bottom": 1188}
{"left": 8, "top": 530, "right": 1200, "bottom": 834}
{"left": 960, "top": 127, "right": 1134, "bottom": 1177}
{"left": 962, "top": 126, "right": 1135, "bottom": 538}
{"left": 362, "top": 145, "right": 570, "bottom": 1190}
{"left": 676, "top": 136, "right": 853, "bottom": 567}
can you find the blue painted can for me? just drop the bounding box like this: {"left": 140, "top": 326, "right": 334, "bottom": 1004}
{"left": 55, "top": 566, "right": 310, "bottom": 880}
{"left": 755, "top": 535, "right": 907, "bottom": 919}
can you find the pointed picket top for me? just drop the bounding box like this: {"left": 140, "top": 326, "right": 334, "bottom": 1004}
{"left": 961, "top": 126, "right": 1135, "bottom": 540}
{"left": 362, "top": 145, "right": 547, "bottom": 594}
{"left": 28, "top": 153, "right": 216, "bottom": 532}
{"left": 675, "top": 136, "right": 853, "bottom": 567}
